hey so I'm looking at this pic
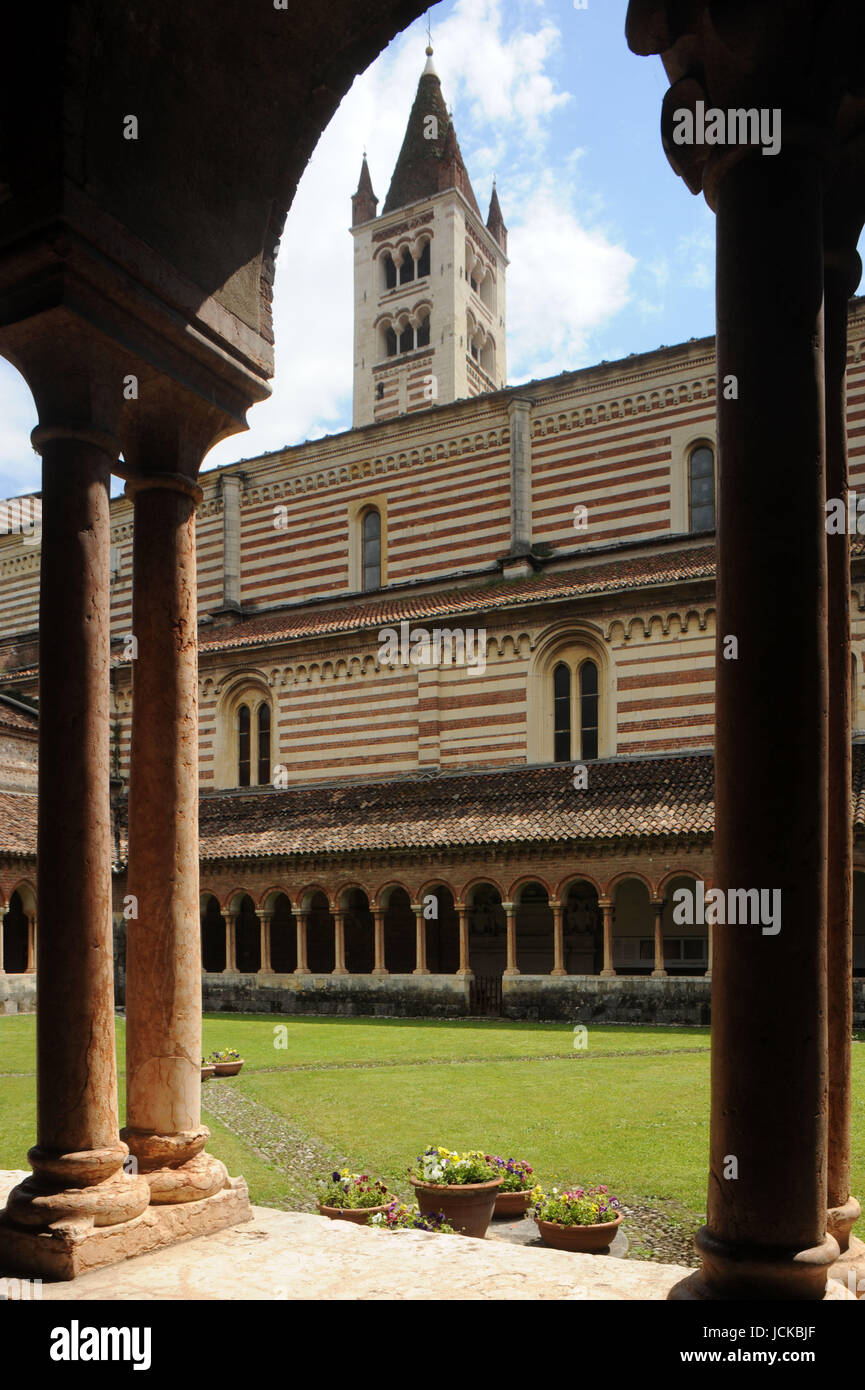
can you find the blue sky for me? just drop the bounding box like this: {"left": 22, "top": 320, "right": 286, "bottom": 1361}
{"left": 0, "top": 0, "right": 860, "bottom": 494}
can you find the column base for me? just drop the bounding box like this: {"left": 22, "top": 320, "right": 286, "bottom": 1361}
{"left": 332, "top": 968, "right": 349, "bottom": 977}
{"left": 371, "top": 968, "right": 389, "bottom": 977}
{"left": 828, "top": 1234, "right": 865, "bottom": 1298}
{"left": 599, "top": 969, "right": 616, "bottom": 978}
{"left": 650, "top": 969, "right": 668, "bottom": 979}
{"left": 503, "top": 968, "right": 520, "bottom": 977}
{"left": 293, "top": 967, "right": 311, "bottom": 976}
{"left": 0, "top": 1175, "right": 252, "bottom": 1282}
{"left": 456, "top": 969, "right": 473, "bottom": 978}
{"left": 669, "top": 1226, "right": 843, "bottom": 1300}
{"left": 412, "top": 968, "right": 430, "bottom": 976}
{"left": 551, "top": 967, "right": 567, "bottom": 977}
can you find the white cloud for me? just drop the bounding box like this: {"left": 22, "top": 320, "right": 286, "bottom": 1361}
{"left": 507, "top": 180, "right": 636, "bottom": 381}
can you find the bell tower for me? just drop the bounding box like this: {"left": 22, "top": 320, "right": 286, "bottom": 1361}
{"left": 351, "top": 47, "right": 508, "bottom": 428}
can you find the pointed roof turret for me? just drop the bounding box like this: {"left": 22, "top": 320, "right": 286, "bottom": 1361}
{"left": 382, "top": 48, "right": 480, "bottom": 216}
{"left": 486, "top": 180, "right": 507, "bottom": 252}
{"left": 351, "top": 154, "right": 378, "bottom": 226}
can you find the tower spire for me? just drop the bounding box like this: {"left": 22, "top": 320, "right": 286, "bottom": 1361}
{"left": 351, "top": 153, "right": 378, "bottom": 226}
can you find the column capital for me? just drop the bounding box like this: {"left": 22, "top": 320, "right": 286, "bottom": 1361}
{"left": 31, "top": 423, "right": 120, "bottom": 461}
{"left": 125, "top": 473, "right": 203, "bottom": 505}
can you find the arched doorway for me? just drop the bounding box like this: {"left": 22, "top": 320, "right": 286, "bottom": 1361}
{"left": 661, "top": 875, "right": 708, "bottom": 976}
{"left": 270, "top": 893, "right": 296, "bottom": 974}
{"left": 562, "top": 880, "right": 601, "bottom": 974}
{"left": 611, "top": 878, "right": 654, "bottom": 975}
{"left": 514, "top": 882, "right": 554, "bottom": 974}
{"left": 343, "top": 888, "right": 373, "bottom": 973}
{"left": 2, "top": 890, "right": 29, "bottom": 974}
{"left": 201, "top": 895, "right": 226, "bottom": 973}
{"left": 382, "top": 886, "right": 415, "bottom": 973}
{"left": 424, "top": 886, "right": 460, "bottom": 973}
{"left": 235, "top": 894, "right": 261, "bottom": 974}
{"left": 306, "top": 891, "right": 334, "bottom": 974}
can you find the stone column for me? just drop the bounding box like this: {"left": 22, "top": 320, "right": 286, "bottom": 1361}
{"left": 650, "top": 900, "right": 667, "bottom": 979}
{"left": 696, "top": 141, "right": 836, "bottom": 1299}
{"left": 25, "top": 916, "right": 36, "bottom": 974}
{"left": 0, "top": 914, "right": 5, "bottom": 973}
{"left": 825, "top": 243, "right": 865, "bottom": 1278}
{"left": 1, "top": 432, "right": 149, "bottom": 1245}
{"left": 121, "top": 473, "right": 226, "bottom": 1205}
{"left": 599, "top": 900, "right": 615, "bottom": 977}
{"left": 224, "top": 912, "right": 238, "bottom": 974}
{"left": 333, "top": 910, "right": 348, "bottom": 975}
{"left": 456, "top": 907, "right": 471, "bottom": 977}
{"left": 372, "top": 909, "right": 388, "bottom": 976}
{"left": 295, "top": 911, "right": 310, "bottom": 975}
{"left": 551, "top": 902, "right": 566, "bottom": 976}
{"left": 259, "top": 911, "right": 273, "bottom": 974}
{"left": 503, "top": 902, "right": 519, "bottom": 976}
{"left": 412, "top": 904, "right": 430, "bottom": 975}
{"left": 705, "top": 919, "right": 713, "bottom": 981}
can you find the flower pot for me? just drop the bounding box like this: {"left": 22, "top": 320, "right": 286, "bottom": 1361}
{"left": 410, "top": 1177, "right": 501, "bottom": 1238}
{"left": 535, "top": 1213, "right": 623, "bottom": 1253}
{"left": 494, "top": 1189, "right": 533, "bottom": 1218}
{"left": 317, "top": 1202, "right": 390, "bottom": 1225}
{"left": 213, "top": 1060, "right": 244, "bottom": 1076}
{"left": 200, "top": 1065, "right": 216, "bottom": 1081}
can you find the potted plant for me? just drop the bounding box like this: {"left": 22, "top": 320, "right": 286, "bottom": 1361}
{"left": 531, "top": 1184, "right": 623, "bottom": 1253}
{"left": 316, "top": 1169, "right": 392, "bottom": 1224}
{"left": 210, "top": 1048, "right": 244, "bottom": 1077}
{"left": 488, "top": 1156, "right": 535, "bottom": 1217}
{"left": 367, "top": 1201, "right": 455, "bottom": 1233}
{"left": 408, "top": 1146, "right": 501, "bottom": 1238}
{"left": 200, "top": 1057, "right": 215, "bottom": 1081}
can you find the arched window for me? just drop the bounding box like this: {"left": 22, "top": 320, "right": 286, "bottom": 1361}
{"left": 580, "top": 660, "right": 599, "bottom": 761}
{"left": 416, "top": 313, "right": 430, "bottom": 349}
{"left": 362, "top": 508, "right": 381, "bottom": 590}
{"left": 257, "top": 704, "right": 271, "bottom": 785}
{"left": 238, "top": 704, "right": 251, "bottom": 787}
{"left": 553, "top": 663, "right": 571, "bottom": 763}
{"left": 399, "top": 322, "right": 414, "bottom": 354}
{"left": 417, "top": 240, "right": 431, "bottom": 279}
{"left": 399, "top": 253, "right": 415, "bottom": 286}
{"left": 384, "top": 254, "right": 397, "bottom": 290}
{"left": 689, "top": 444, "right": 715, "bottom": 532}
{"left": 385, "top": 326, "right": 397, "bottom": 357}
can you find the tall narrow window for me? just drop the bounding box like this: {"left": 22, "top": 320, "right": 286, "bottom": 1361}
{"left": 417, "top": 240, "right": 431, "bottom": 278}
{"left": 238, "top": 704, "right": 251, "bottom": 787}
{"left": 399, "top": 322, "right": 414, "bottom": 354}
{"left": 553, "top": 663, "right": 571, "bottom": 763}
{"left": 416, "top": 315, "right": 430, "bottom": 349}
{"left": 580, "top": 661, "right": 599, "bottom": 760}
{"left": 384, "top": 254, "right": 397, "bottom": 290}
{"left": 362, "top": 508, "right": 381, "bottom": 590}
{"left": 257, "top": 704, "right": 271, "bottom": 786}
{"left": 689, "top": 445, "right": 715, "bottom": 532}
{"left": 385, "top": 327, "right": 397, "bottom": 357}
{"left": 399, "top": 254, "right": 415, "bottom": 285}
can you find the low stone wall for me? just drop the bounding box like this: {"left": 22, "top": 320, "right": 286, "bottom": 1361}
{"left": 202, "top": 971, "right": 472, "bottom": 1018}
{"left": 502, "top": 974, "right": 712, "bottom": 1025}
{"left": 0, "top": 973, "right": 36, "bottom": 1015}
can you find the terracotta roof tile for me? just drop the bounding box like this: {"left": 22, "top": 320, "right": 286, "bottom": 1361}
{"left": 200, "top": 544, "right": 716, "bottom": 655}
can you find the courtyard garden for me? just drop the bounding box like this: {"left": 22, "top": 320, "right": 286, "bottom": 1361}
{"left": 1, "top": 1014, "right": 863, "bottom": 1267}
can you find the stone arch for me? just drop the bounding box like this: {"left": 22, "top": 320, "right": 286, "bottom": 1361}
{"left": 200, "top": 892, "right": 226, "bottom": 974}
{"left": 269, "top": 891, "right": 296, "bottom": 974}
{"left": 609, "top": 875, "right": 654, "bottom": 975}
{"left": 342, "top": 886, "right": 373, "bottom": 974}
{"left": 234, "top": 893, "right": 261, "bottom": 974}
{"left": 513, "top": 880, "right": 554, "bottom": 975}
{"left": 465, "top": 881, "right": 506, "bottom": 978}
{"left": 382, "top": 885, "right": 415, "bottom": 973}
{"left": 420, "top": 883, "right": 460, "bottom": 974}
{"left": 660, "top": 873, "right": 708, "bottom": 976}
{"left": 305, "top": 889, "right": 334, "bottom": 974}
{"left": 2, "top": 886, "right": 31, "bottom": 973}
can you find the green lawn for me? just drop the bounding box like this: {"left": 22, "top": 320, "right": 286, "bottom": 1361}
{"left": 2, "top": 1013, "right": 863, "bottom": 1264}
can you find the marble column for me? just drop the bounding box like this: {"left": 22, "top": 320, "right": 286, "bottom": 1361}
{"left": 295, "top": 911, "right": 310, "bottom": 975}
{"left": 503, "top": 902, "right": 519, "bottom": 976}
{"left": 372, "top": 909, "right": 388, "bottom": 976}
{"left": 650, "top": 900, "right": 667, "bottom": 979}
{"left": 697, "top": 140, "right": 835, "bottom": 1299}
{"left": 456, "top": 907, "right": 471, "bottom": 976}
{"left": 2, "top": 432, "right": 149, "bottom": 1239}
{"left": 599, "top": 900, "right": 615, "bottom": 977}
{"left": 121, "top": 473, "right": 226, "bottom": 1205}
{"left": 224, "top": 913, "right": 238, "bottom": 974}
{"left": 25, "top": 915, "right": 36, "bottom": 974}
{"left": 551, "top": 903, "right": 566, "bottom": 976}
{"left": 333, "top": 910, "right": 348, "bottom": 975}
{"left": 0, "top": 913, "right": 5, "bottom": 973}
{"left": 259, "top": 911, "right": 273, "bottom": 974}
{"left": 412, "top": 904, "right": 429, "bottom": 975}
{"left": 825, "top": 244, "right": 865, "bottom": 1276}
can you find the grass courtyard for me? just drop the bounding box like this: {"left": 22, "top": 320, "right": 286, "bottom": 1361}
{"left": 2, "top": 1014, "right": 864, "bottom": 1265}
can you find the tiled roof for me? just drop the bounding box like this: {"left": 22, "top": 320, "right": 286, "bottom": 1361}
{"left": 0, "top": 696, "right": 38, "bottom": 734}
{"left": 197, "top": 754, "right": 716, "bottom": 860}
{"left": 4, "top": 745, "right": 865, "bottom": 865}
{"left": 200, "top": 544, "right": 716, "bottom": 655}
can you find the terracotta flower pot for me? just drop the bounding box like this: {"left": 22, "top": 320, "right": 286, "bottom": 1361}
{"left": 213, "top": 1060, "right": 244, "bottom": 1076}
{"left": 410, "top": 1176, "right": 501, "bottom": 1238}
{"left": 316, "top": 1202, "right": 390, "bottom": 1224}
{"left": 535, "top": 1212, "right": 623, "bottom": 1252}
{"left": 200, "top": 1065, "right": 216, "bottom": 1081}
{"left": 494, "top": 1188, "right": 533, "bottom": 1218}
